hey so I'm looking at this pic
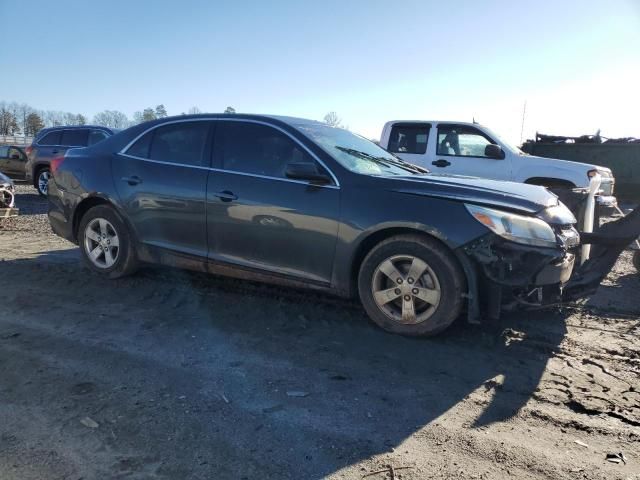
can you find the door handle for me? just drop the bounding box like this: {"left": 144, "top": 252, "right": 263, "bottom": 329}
{"left": 121, "top": 176, "right": 143, "bottom": 186}
{"left": 432, "top": 159, "right": 451, "bottom": 168}
{"left": 213, "top": 190, "right": 237, "bottom": 202}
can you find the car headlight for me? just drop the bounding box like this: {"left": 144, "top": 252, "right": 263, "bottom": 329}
{"left": 537, "top": 202, "right": 576, "bottom": 226}
{"left": 465, "top": 204, "right": 558, "bottom": 248}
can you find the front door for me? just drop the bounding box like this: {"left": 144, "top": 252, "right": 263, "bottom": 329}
{"left": 5, "top": 147, "right": 27, "bottom": 178}
{"left": 207, "top": 121, "right": 340, "bottom": 284}
{"left": 112, "top": 120, "right": 212, "bottom": 258}
{"left": 432, "top": 123, "right": 511, "bottom": 180}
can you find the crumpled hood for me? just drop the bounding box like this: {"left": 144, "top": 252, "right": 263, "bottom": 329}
{"left": 384, "top": 173, "right": 558, "bottom": 214}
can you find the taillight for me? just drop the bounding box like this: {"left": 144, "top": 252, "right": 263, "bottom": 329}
{"left": 25, "top": 145, "right": 33, "bottom": 155}
{"left": 50, "top": 156, "right": 65, "bottom": 174}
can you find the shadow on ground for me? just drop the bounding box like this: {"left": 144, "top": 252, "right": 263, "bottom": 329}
{"left": 0, "top": 250, "right": 567, "bottom": 479}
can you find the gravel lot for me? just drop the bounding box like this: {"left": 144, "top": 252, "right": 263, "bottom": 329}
{"left": 1, "top": 184, "right": 639, "bottom": 480}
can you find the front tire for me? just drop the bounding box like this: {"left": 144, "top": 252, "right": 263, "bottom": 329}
{"left": 78, "top": 205, "right": 139, "bottom": 278}
{"left": 358, "top": 234, "right": 465, "bottom": 336}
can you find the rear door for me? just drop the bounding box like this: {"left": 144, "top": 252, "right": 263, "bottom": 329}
{"left": 431, "top": 123, "right": 511, "bottom": 179}
{"left": 113, "top": 120, "right": 212, "bottom": 259}
{"left": 206, "top": 120, "right": 340, "bottom": 284}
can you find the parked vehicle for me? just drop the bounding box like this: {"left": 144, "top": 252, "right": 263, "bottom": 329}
{"left": 0, "top": 145, "right": 28, "bottom": 179}
{"left": 379, "top": 121, "right": 617, "bottom": 207}
{"left": 47, "top": 114, "right": 638, "bottom": 336}
{"left": 0, "top": 171, "right": 17, "bottom": 218}
{"left": 25, "top": 126, "right": 117, "bottom": 196}
{"left": 522, "top": 133, "right": 640, "bottom": 201}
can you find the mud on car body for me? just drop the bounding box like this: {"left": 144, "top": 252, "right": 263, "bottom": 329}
{"left": 46, "top": 114, "right": 640, "bottom": 336}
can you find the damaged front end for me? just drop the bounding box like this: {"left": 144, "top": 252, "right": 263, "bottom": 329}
{"left": 461, "top": 177, "right": 640, "bottom": 322}
{"left": 0, "top": 178, "right": 18, "bottom": 218}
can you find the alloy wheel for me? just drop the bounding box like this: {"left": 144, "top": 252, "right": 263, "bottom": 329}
{"left": 83, "top": 218, "right": 120, "bottom": 269}
{"left": 371, "top": 254, "right": 441, "bottom": 325}
{"left": 38, "top": 170, "right": 50, "bottom": 195}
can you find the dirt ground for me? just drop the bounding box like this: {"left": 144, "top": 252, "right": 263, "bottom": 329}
{"left": 1, "top": 184, "right": 639, "bottom": 480}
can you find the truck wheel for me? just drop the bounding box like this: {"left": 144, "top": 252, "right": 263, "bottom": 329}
{"left": 78, "top": 205, "right": 139, "bottom": 279}
{"left": 358, "top": 234, "right": 465, "bottom": 336}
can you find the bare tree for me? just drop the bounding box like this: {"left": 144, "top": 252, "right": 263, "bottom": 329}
{"left": 93, "top": 110, "right": 130, "bottom": 129}
{"left": 224, "top": 106, "right": 236, "bottom": 114}
{"left": 187, "top": 106, "right": 201, "bottom": 114}
{"left": 323, "top": 111, "right": 342, "bottom": 127}
{"left": 0, "top": 107, "right": 20, "bottom": 135}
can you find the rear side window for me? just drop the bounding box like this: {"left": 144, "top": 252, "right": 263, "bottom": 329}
{"left": 125, "top": 122, "right": 209, "bottom": 166}
{"left": 61, "top": 129, "right": 89, "bottom": 147}
{"left": 387, "top": 124, "right": 430, "bottom": 154}
{"left": 38, "top": 131, "right": 62, "bottom": 146}
{"left": 88, "top": 130, "right": 109, "bottom": 146}
{"left": 0, "top": 146, "right": 8, "bottom": 157}
{"left": 217, "top": 122, "right": 315, "bottom": 179}
{"left": 149, "top": 122, "right": 209, "bottom": 166}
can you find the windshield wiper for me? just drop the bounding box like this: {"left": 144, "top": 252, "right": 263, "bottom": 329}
{"left": 335, "top": 147, "right": 429, "bottom": 174}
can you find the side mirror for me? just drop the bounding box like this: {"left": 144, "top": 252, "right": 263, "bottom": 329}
{"left": 485, "top": 144, "right": 505, "bottom": 159}
{"left": 285, "top": 162, "right": 331, "bottom": 185}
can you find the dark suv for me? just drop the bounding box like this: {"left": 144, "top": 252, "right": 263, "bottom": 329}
{"left": 26, "top": 126, "right": 116, "bottom": 195}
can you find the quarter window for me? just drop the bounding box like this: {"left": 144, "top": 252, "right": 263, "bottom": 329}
{"left": 437, "top": 125, "right": 495, "bottom": 157}
{"left": 88, "top": 130, "right": 109, "bottom": 146}
{"left": 388, "top": 124, "right": 430, "bottom": 154}
{"left": 38, "top": 131, "right": 62, "bottom": 146}
{"left": 60, "top": 129, "right": 89, "bottom": 147}
{"left": 217, "top": 122, "right": 316, "bottom": 179}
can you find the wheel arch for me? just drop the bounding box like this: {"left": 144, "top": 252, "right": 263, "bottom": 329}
{"left": 72, "top": 195, "right": 136, "bottom": 244}
{"left": 524, "top": 177, "right": 576, "bottom": 189}
{"left": 347, "top": 225, "right": 466, "bottom": 298}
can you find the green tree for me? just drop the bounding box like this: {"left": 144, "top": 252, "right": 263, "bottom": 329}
{"left": 224, "top": 106, "right": 236, "bottom": 114}
{"left": 142, "top": 108, "right": 157, "bottom": 121}
{"left": 25, "top": 112, "right": 45, "bottom": 136}
{"left": 155, "top": 104, "right": 168, "bottom": 118}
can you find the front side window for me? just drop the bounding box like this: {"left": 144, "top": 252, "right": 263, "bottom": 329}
{"left": 8, "top": 147, "right": 23, "bottom": 159}
{"left": 38, "top": 131, "right": 62, "bottom": 146}
{"left": 88, "top": 129, "right": 109, "bottom": 146}
{"left": 437, "top": 125, "right": 495, "bottom": 157}
{"left": 295, "top": 123, "right": 426, "bottom": 177}
{"left": 61, "top": 129, "right": 89, "bottom": 147}
{"left": 388, "top": 124, "right": 430, "bottom": 154}
{"left": 217, "top": 122, "right": 316, "bottom": 179}
{"left": 125, "top": 122, "right": 209, "bottom": 166}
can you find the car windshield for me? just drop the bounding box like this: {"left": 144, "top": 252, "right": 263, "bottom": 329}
{"left": 295, "top": 123, "right": 428, "bottom": 176}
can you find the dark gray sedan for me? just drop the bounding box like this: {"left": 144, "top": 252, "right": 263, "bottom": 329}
{"left": 47, "top": 114, "right": 636, "bottom": 336}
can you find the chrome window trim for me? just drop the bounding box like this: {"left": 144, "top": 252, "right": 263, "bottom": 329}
{"left": 117, "top": 154, "right": 340, "bottom": 190}
{"left": 119, "top": 117, "right": 341, "bottom": 187}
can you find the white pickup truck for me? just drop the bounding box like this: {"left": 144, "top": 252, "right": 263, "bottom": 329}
{"left": 379, "top": 121, "right": 616, "bottom": 205}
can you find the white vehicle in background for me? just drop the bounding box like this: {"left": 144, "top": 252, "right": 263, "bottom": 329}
{"left": 379, "top": 121, "right": 617, "bottom": 206}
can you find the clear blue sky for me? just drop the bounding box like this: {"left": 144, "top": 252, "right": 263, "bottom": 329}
{"left": 1, "top": 0, "right": 638, "bottom": 143}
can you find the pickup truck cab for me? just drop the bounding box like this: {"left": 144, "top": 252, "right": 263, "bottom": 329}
{"left": 380, "top": 121, "right": 616, "bottom": 204}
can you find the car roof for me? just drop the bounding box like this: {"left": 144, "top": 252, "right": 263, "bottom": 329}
{"left": 386, "top": 120, "right": 484, "bottom": 127}
{"left": 39, "top": 125, "right": 114, "bottom": 131}
{"left": 130, "top": 113, "right": 328, "bottom": 129}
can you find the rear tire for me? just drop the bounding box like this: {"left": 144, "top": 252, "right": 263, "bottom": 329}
{"left": 78, "top": 205, "right": 139, "bottom": 279}
{"left": 35, "top": 167, "right": 50, "bottom": 196}
{"left": 358, "top": 234, "right": 465, "bottom": 336}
